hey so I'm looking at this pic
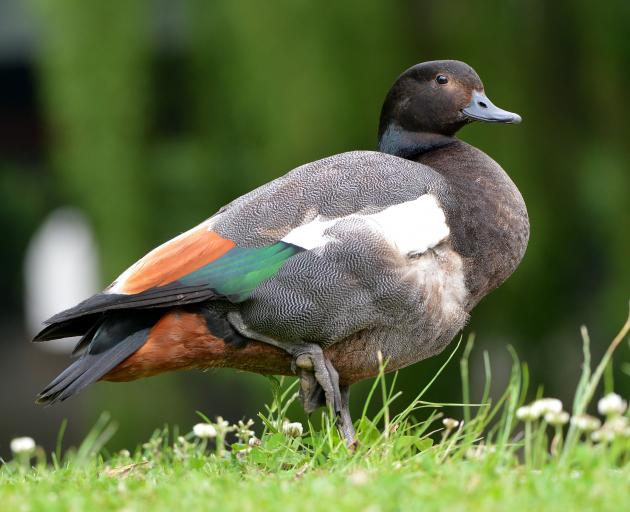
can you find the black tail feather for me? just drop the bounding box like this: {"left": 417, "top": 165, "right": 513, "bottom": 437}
{"left": 32, "top": 315, "right": 101, "bottom": 342}
{"left": 42, "top": 283, "right": 217, "bottom": 328}
{"left": 70, "top": 318, "right": 105, "bottom": 356}
{"left": 36, "top": 311, "right": 161, "bottom": 405}
{"left": 36, "top": 329, "right": 149, "bottom": 404}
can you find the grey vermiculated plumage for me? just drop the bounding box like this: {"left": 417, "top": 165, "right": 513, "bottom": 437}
{"left": 210, "top": 151, "right": 446, "bottom": 246}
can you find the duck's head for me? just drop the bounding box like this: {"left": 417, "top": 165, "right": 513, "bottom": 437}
{"left": 378, "top": 60, "right": 521, "bottom": 157}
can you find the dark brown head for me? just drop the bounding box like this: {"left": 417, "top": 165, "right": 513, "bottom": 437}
{"left": 378, "top": 60, "right": 521, "bottom": 157}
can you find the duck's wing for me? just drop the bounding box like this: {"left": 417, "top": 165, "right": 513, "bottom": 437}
{"left": 34, "top": 150, "right": 445, "bottom": 341}
{"left": 33, "top": 222, "right": 302, "bottom": 341}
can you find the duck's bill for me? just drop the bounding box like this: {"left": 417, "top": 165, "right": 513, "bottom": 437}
{"left": 462, "top": 90, "right": 522, "bottom": 124}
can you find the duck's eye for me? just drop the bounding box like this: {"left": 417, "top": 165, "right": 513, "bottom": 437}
{"left": 436, "top": 75, "right": 448, "bottom": 85}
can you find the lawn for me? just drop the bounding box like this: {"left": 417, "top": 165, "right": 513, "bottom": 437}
{"left": 1, "top": 310, "right": 629, "bottom": 512}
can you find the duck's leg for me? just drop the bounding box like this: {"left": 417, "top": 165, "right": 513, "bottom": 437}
{"left": 227, "top": 312, "right": 354, "bottom": 446}
{"left": 339, "top": 384, "right": 356, "bottom": 447}
{"left": 294, "top": 353, "right": 355, "bottom": 447}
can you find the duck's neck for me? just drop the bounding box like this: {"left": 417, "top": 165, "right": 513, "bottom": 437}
{"left": 377, "top": 124, "right": 455, "bottom": 159}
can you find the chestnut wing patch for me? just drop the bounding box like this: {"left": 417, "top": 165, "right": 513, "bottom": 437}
{"left": 110, "top": 224, "right": 236, "bottom": 295}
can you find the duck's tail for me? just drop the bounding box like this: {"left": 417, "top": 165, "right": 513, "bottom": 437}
{"left": 36, "top": 311, "right": 162, "bottom": 404}
{"left": 35, "top": 307, "right": 248, "bottom": 405}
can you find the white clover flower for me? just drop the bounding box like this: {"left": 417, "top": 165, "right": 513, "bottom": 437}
{"left": 570, "top": 414, "right": 601, "bottom": 432}
{"left": 591, "top": 428, "right": 616, "bottom": 443}
{"left": 215, "top": 416, "right": 230, "bottom": 430}
{"left": 281, "top": 420, "right": 304, "bottom": 438}
{"left": 348, "top": 469, "right": 370, "bottom": 486}
{"left": 544, "top": 410, "right": 570, "bottom": 426}
{"left": 442, "top": 418, "right": 460, "bottom": 430}
{"left": 213, "top": 416, "right": 236, "bottom": 437}
{"left": 516, "top": 405, "right": 537, "bottom": 422}
{"left": 605, "top": 416, "right": 629, "bottom": 434}
{"left": 591, "top": 416, "right": 629, "bottom": 442}
{"left": 465, "top": 444, "right": 496, "bottom": 461}
{"left": 597, "top": 393, "right": 627, "bottom": 417}
{"left": 10, "top": 437, "right": 35, "bottom": 455}
{"left": 193, "top": 423, "right": 217, "bottom": 439}
{"left": 236, "top": 419, "right": 255, "bottom": 444}
{"left": 531, "top": 398, "right": 563, "bottom": 418}
{"left": 465, "top": 446, "right": 483, "bottom": 461}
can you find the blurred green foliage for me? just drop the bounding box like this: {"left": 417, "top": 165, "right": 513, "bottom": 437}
{"left": 33, "top": 0, "right": 150, "bottom": 277}
{"left": 2, "top": 0, "right": 627, "bottom": 448}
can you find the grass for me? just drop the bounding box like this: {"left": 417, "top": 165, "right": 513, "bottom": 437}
{"left": 1, "top": 306, "right": 629, "bottom": 512}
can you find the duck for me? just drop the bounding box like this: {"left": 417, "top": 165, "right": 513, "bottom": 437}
{"left": 34, "top": 60, "right": 529, "bottom": 446}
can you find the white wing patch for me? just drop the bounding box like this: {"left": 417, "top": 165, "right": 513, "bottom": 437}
{"left": 281, "top": 216, "right": 338, "bottom": 250}
{"left": 282, "top": 194, "right": 450, "bottom": 255}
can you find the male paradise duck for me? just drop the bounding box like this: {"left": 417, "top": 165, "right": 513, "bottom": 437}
{"left": 35, "top": 60, "right": 529, "bottom": 445}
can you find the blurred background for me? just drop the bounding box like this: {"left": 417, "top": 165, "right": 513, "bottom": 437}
{"left": 1, "top": 0, "right": 629, "bottom": 457}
